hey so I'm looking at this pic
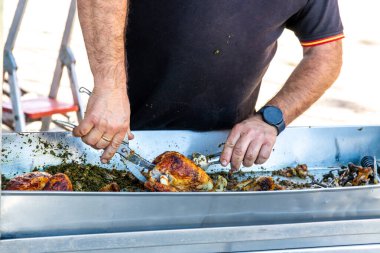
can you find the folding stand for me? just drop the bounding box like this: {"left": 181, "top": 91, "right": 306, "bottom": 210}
{"left": 2, "top": 0, "right": 84, "bottom": 132}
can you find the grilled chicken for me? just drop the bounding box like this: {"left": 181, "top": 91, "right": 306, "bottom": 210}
{"left": 43, "top": 173, "right": 73, "bottom": 191}
{"left": 233, "top": 176, "right": 284, "bottom": 191}
{"left": 233, "top": 178, "right": 255, "bottom": 191}
{"left": 5, "top": 172, "right": 51, "bottom": 191}
{"left": 350, "top": 164, "right": 373, "bottom": 186}
{"left": 274, "top": 164, "right": 308, "bottom": 179}
{"left": 336, "top": 163, "right": 374, "bottom": 186}
{"left": 253, "top": 176, "right": 284, "bottom": 191}
{"left": 145, "top": 151, "right": 214, "bottom": 192}
{"left": 214, "top": 175, "right": 228, "bottom": 192}
{"left": 5, "top": 171, "right": 73, "bottom": 191}
{"left": 99, "top": 182, "right": 121, "bottom": 192}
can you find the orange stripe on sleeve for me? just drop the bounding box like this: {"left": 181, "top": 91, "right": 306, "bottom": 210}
{"left": 301, "top": 34, "right": 344, "bottom": 47}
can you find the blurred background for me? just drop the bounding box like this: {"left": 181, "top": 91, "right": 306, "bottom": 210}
{"left": 2, "top": 0, "right": 380, "bottom": 132}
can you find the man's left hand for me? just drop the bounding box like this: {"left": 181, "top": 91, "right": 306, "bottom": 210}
{"left": 220, "top": 115, "right": 277, "bottom": 171}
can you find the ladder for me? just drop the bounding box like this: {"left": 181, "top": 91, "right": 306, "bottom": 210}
{"left": 2, "top": 0, "right": 84, "bottom": 132}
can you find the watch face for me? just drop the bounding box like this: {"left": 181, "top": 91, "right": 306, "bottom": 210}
{"left": 263, "top": 106, "right": 283, "bottom": 125}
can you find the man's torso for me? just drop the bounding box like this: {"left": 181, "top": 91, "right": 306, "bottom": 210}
{"left": 126, "top": 0, "right": 307, "bottom": 130}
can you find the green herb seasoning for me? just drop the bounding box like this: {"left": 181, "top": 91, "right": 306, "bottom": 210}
{"left": 44, "top": 163, "right": 145, "bottom": 192}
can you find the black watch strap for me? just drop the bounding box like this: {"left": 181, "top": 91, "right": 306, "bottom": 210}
{"left": 258, "top": 105, "right": 286, "bottom": 135}
{"left": 275, "top": 117, "right": 286, "bottom": 135}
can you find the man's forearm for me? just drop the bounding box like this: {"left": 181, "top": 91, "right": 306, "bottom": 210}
{"left": 75, "top": 0, "right": 133, "bottom": 163}
{"left": 77, "top": 0, "right": 129, "bottom": 89}
{"left": 267, "top": 40, "right": 343, "bottom": 125}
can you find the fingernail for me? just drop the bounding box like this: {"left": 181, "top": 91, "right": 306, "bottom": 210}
{"left": 101, "top": 159, "right": 108, "bottom": 164}
{"left": 221, "top": 160, "right": 227, "bottom": 166}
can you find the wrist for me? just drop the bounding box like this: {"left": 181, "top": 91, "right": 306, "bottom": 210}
{"left": 258, "top": 105, "right": 286, "bottom": 135}
{"left": 92, "top": 84, "right": 127, "bottom": 95}
{"left": 92, "top": 62, "right": 127, "bottom": 89}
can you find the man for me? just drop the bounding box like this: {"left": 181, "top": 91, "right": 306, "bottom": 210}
{"left": 74, "top": 0, "right": 343, "bottom": 171}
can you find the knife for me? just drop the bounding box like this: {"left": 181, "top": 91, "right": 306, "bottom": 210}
{"left": 53, "top": 120, "right": 153, "bottom": 182}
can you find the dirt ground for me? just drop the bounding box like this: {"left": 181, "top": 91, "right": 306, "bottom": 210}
{"left": 2, "top": 0, "right": 380, "bottom": 131}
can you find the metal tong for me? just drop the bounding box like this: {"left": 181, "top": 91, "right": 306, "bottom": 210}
{"left": 53, "top": 120, "right": 154, "bottom": 183}
{"left": 191, "top": 152, "right": 223, "bottom": 170}
{"left": 361, "top": 155, "right": 380, "bottom": 183}
{"left": 204, "top": 152, "right": 223, "bottom": 168}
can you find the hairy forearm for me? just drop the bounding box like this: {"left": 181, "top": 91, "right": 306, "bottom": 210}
{"left": 267, "top": 40, "right": 343, "bottom": 125}
{"left": 77, "top": 0, "right": 128, "bottom": 89}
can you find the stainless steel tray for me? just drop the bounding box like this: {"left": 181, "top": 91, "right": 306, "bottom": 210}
{"left": 2, "top": 219, "right": 380, "bottom": 253}
{"left": 2, "top": 126, "right": 380, "bottom": 239}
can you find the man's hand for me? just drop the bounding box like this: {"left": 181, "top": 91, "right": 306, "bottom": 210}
{"left": 220, "top": 40, "right": 343, "bottom": 172}
{"left": 77, "top": 0, "right": 130, "bottom": 163}
{"left": 220, "top": 115, "right": 277, "bottom": 171}
{"left": 73, "top": 87, "right": 133, "bottom": 163}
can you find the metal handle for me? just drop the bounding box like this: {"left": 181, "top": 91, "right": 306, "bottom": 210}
{"left": 361, "top": 156, "right": 379, "bottom": 170}
{"left": 53, "top": 120, "right": 129, "bottom": 145}
{"left": 205, "top": 152, "right": 222, "bottom": 168}
{"left": 53, "top": 119, "right": 77, "bottom": 131}
{"left": 360, "top": 155, "right": 380, "bottom": 182}
{"left": 79, "top": 87, "right": 92, "bottom": 96}
{"left": 53, "top": 120, "right": 137, "bottom": 165}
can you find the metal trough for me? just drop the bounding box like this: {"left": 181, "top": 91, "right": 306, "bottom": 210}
{"left": 2, "top": 126, "right": 380, "bottom": 242}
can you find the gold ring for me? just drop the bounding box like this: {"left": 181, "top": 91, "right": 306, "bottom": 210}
{"left": 101, "top": 136, "right": 112, "bottom": 142}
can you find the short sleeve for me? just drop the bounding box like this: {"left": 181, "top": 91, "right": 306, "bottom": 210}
{"left": 286, "top": 0, "right": 344, "bottom": 47}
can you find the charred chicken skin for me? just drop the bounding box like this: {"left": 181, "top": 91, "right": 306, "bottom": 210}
{"left": 43, "top": 173, "right": 73, "bottom": 191}
{"left": 5, "top": 171, "right": 73, "bottom": 191}
{"left": 233, "top": 176, "right": 284, "bottom": 191}
{"left": 253, "top": 176, "right": 284, "bottom": 191}
{"left": 274, "top": 164, "right": 308, "bottom": 179}
{"left": 145, "top": 151, "right": 214, "bottom": 192}
{"left": 99, "top": 182, "right": 121, "bottom": 192}
{"left": 349, "top": 163, "right": 373, "bottom": 186}
{"left": 5, "top": 172, "right": 51, "bottom": 191}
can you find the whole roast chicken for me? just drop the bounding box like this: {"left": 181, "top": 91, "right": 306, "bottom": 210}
{"left": 144, "top": 151, "right": 214, "bottom": 192}
{"left": 5, "top": 171, "right": 73, "bottom": 191}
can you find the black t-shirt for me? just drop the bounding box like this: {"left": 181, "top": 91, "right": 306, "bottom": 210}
{"left": 126, "top": 0, "right": 343, "bottom": 130}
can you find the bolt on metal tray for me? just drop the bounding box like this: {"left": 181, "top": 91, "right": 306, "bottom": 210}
{"left": 2, "top": 126, "right": 380, "bottom": 240}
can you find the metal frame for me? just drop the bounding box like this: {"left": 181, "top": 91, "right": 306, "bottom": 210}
{"left": 41, "top": 0, "right": 84, "bottom": 131}
{"left": 2, "top": 0, "right": 84, "bottom": 132}
{"left": 3, "top": 0, "right": 28, "bottom": 132}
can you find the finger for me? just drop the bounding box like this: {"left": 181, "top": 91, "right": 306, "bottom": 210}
{"left": 95, "top": 123, "right": 118, "bottom": 149}
{"left": 230, "top": 132, "right": 252, "bottom": 171}
{"left": 95, "top": 134, "right": 113, "bottom": 149}
{"left": 82, "top": 127, "right": 105, "bottom": 147}
{"left": 101, "top": 131, "right": 126, "bottom": 163}
{"left": 82, "top": 118, "right": 108, "bottom": 147}
{"left": 255, "top": 142, "right": 274, "bottom": 165}
{"left": 73, "top": 117, "right": 94, "bottom": 137}
{"left": 243, "top": 140, "right": 263, "bottom": 167}
{"left": 220, "top": 127, "right": 241, "bottom": 167}
{"left": 127, "top": 129, "right": 134, "bottom": 140}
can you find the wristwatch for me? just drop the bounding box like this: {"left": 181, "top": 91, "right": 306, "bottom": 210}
{"left": 258, "top": 105, "right": 285, "bottom": 135}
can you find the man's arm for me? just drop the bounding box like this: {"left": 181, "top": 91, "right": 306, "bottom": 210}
{"left": 74, "top": 0, "right": 132, "bottom": 163}
{"left": 221, "top": 40, "right": 343, "bottom": 170}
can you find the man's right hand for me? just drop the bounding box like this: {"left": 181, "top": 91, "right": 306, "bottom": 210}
{"left": 73, "top": 87, "right": 133, "bottom": 164}
{"left": 76, "top": 0, "right": 132, "bottom": 163}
